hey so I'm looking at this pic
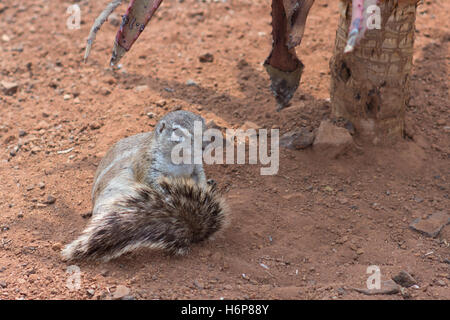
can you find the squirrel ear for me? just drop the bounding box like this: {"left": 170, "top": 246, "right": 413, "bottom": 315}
{"left": 158, "top": 121, "right": 166, "bottom": 134}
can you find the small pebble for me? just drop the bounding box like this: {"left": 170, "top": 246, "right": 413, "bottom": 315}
{"left": 44, "top": 195, "right": 56, "bottom": 205}
{"left": 112, "top": 285, "right": 130, "bottom": 300}
{"left": 52, "top": 242, "right": 62, "bottom": 251}
{"left": 186, "top": 79, "right": 197, "bottom": 86}
{"left": 199, "top": 53, "right": 214, "bottom": 63}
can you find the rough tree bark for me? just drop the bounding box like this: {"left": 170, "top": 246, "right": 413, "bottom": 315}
{"left": 330, "top": 0, "right": 420, "bottom": 144}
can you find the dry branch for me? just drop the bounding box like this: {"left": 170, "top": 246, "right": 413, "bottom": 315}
{"left": 84, "top": 0, "right": 123, "bottom": 63}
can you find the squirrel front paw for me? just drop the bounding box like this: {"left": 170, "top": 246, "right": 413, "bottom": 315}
{"left": 207, "top": 179, "right": 217, "bottom": 191}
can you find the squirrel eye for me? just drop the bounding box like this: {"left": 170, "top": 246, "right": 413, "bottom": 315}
{"left": 158, "top": 121, "right": 166, "bottom": 134}
{"left": 170, "top": 131, "right": 185, "bottom": 142}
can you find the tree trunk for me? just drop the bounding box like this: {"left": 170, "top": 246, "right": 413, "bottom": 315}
{"left": 330, "top": 0, "right": 420, "bottom": 144}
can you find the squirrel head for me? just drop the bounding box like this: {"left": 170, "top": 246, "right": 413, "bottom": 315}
{"left": 153, "top": 110, "right": 206, "bottom": 163}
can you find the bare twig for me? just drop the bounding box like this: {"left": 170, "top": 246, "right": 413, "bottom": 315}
{"left": 84, "top": 0, "right": 123, "bottom": 63}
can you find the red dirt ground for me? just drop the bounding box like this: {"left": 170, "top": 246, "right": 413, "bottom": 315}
{"left": 0, "top": 0, "right": 448, "bottom": 300}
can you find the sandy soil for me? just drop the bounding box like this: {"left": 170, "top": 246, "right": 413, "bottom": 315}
{"left": 0, "top": 0, "right": 448, "bottom": 300}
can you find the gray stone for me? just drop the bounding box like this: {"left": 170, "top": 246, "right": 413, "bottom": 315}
{"left": 155, "top": 99, "right": 167, "bottom": 108}
{"left": 44, "top": 195, "right": 56, "bottom": 205}
{"left": 90, "top": 121, "right": 102, "bottom": 130}
{"left": 186, "top": 79, "right": 197, "bottom": 86}
{"left": 280, "top": 129, "right": 315, "bottom": 150}
{"left": 409, "top": 211, "right": 449, "bottom": 238}
{"left": 1, "top": 81, "right": 19, "bottom": 95}
{"left": 112, "top": 285, "right": 130, "bottom": 300}
{"left": 313, "top": 120, "right": 353, "bottom": 158}
{"left": 199, "top": 53, "right": 214, "bottom": 63}
{"left": 392, "top": 270, "right": 417, "bottom": 288}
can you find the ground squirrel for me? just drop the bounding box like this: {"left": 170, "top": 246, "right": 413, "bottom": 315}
{"left": 61, "top": 111, "right": 229, "bottom": 262}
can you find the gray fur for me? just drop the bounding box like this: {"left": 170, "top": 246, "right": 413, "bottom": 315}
{"left": 62, "top": 177, "right": 229, "bottom": 261}
{"left": 62, "top": 111, "right": 228, "bottom": 262}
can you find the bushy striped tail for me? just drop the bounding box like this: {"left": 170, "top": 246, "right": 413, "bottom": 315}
{"left": 61, "top": 178, "right": 229, "bottom": 262}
